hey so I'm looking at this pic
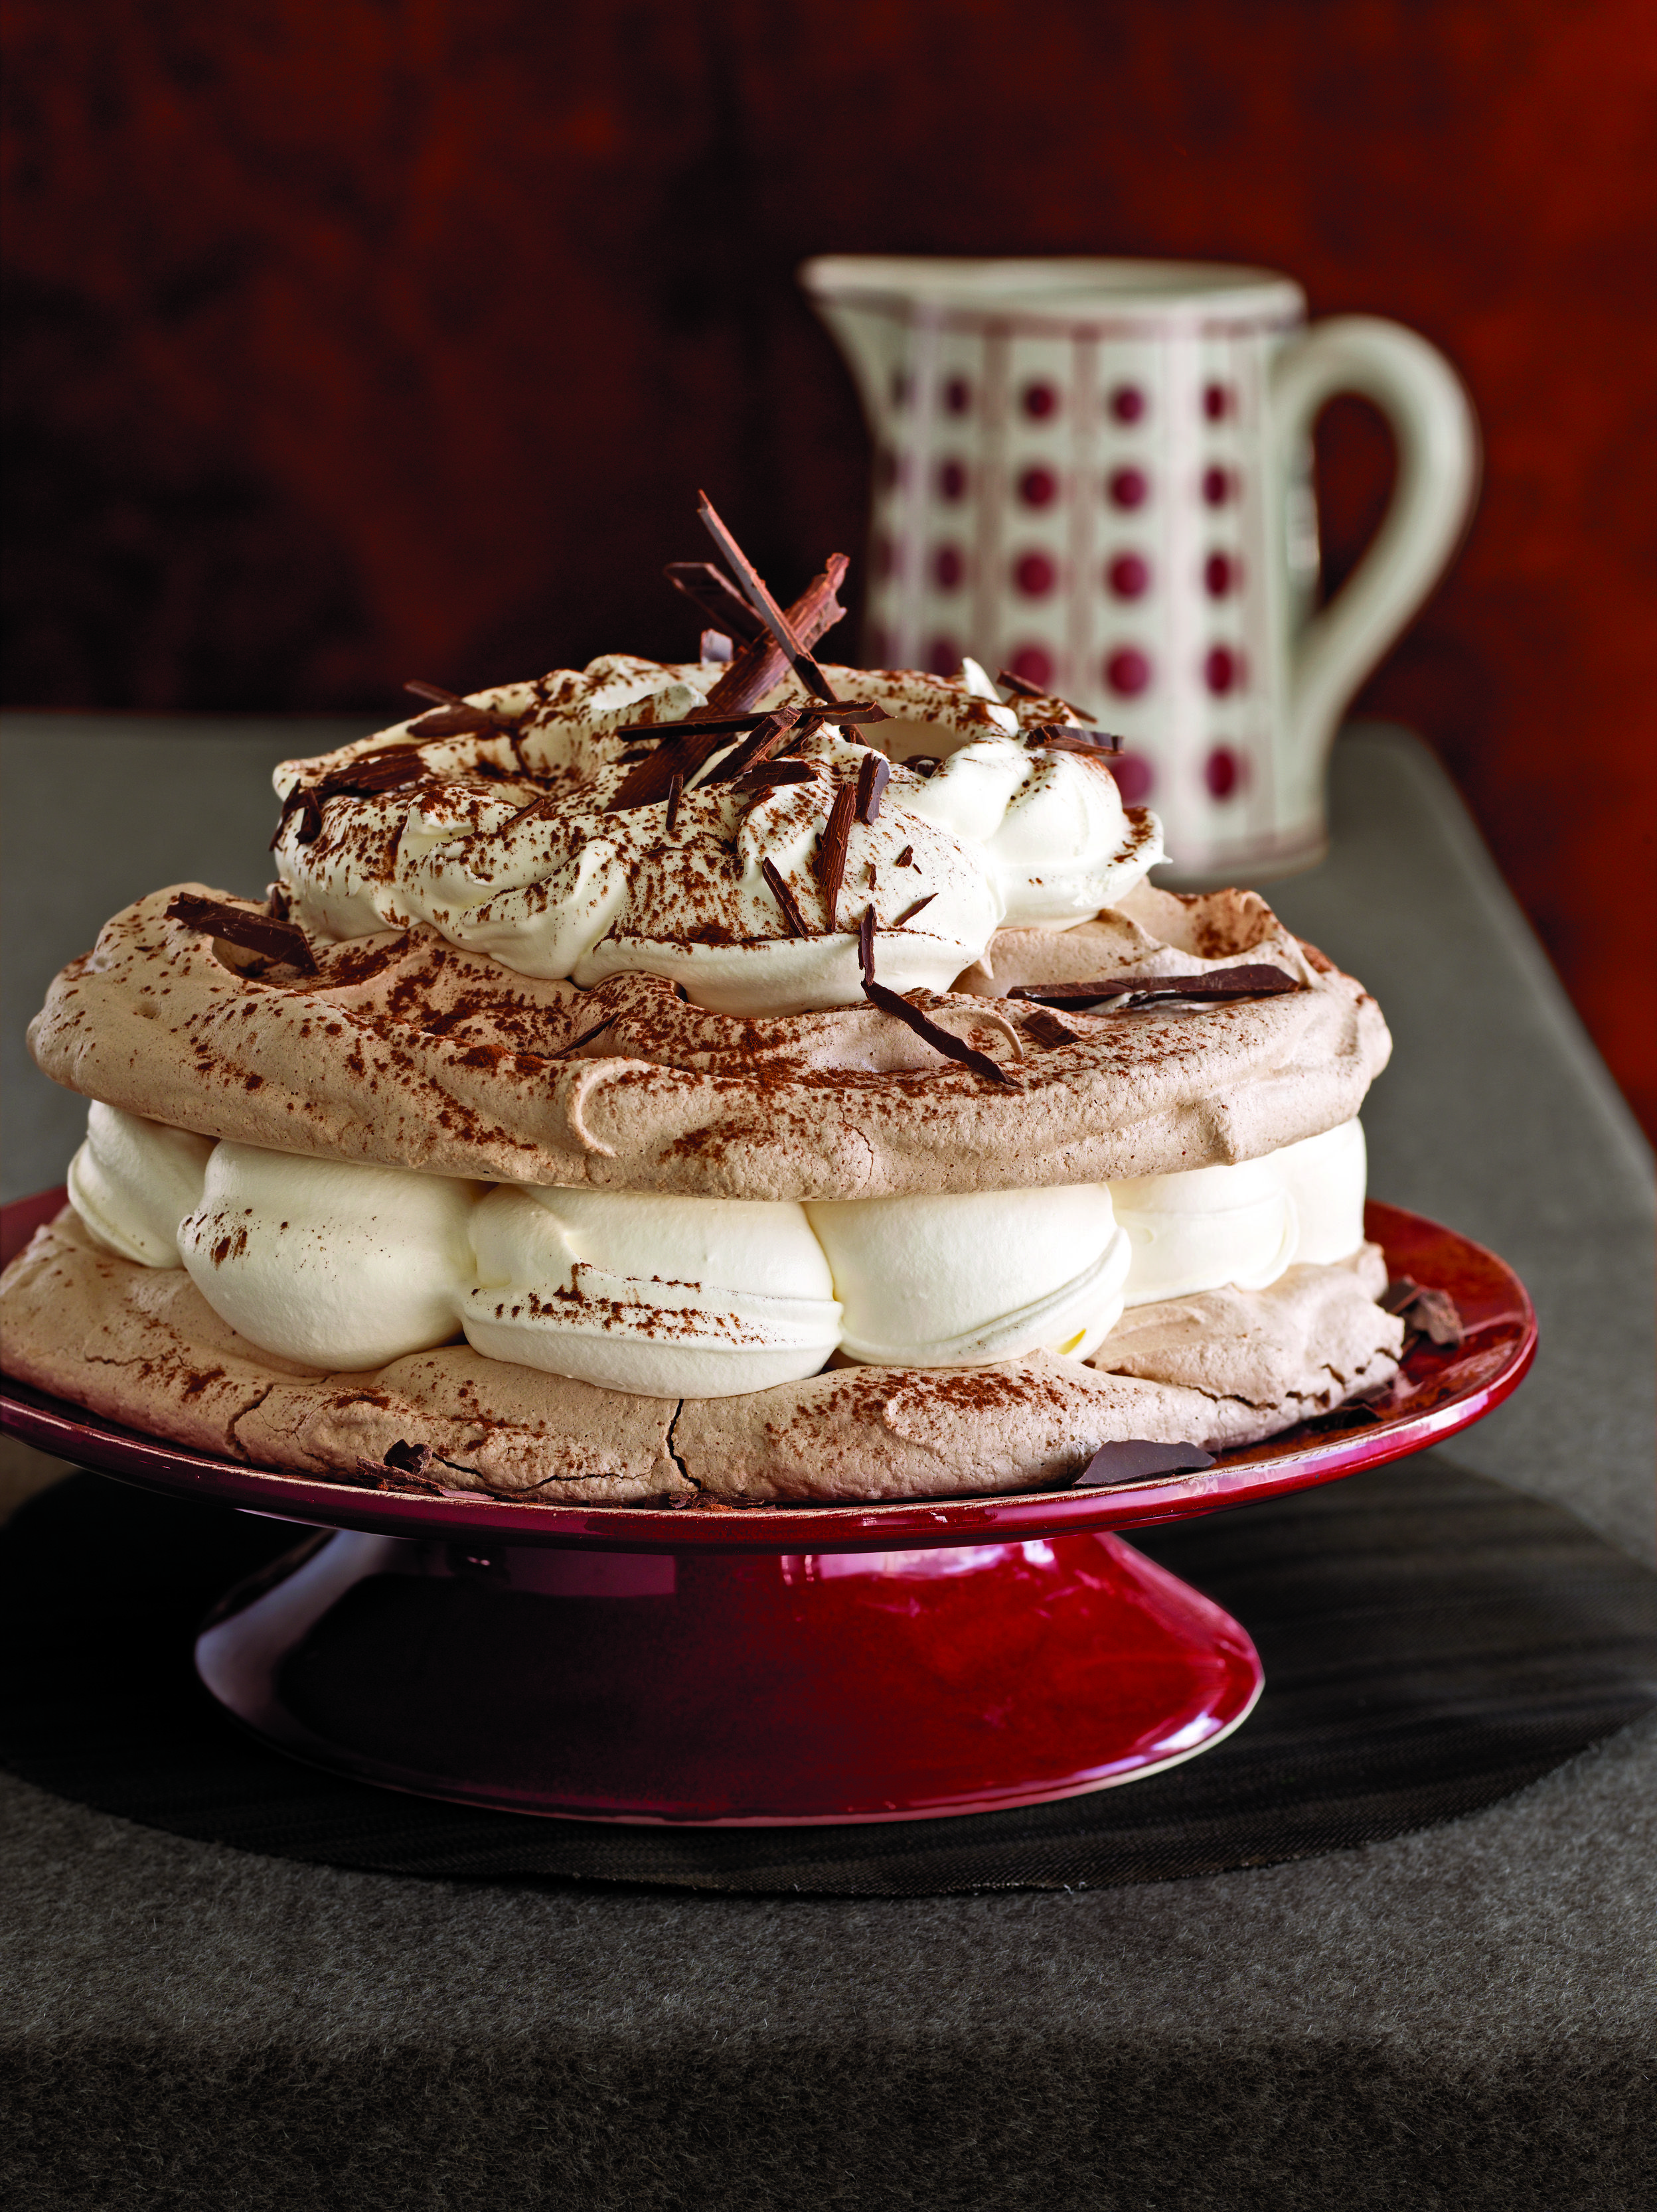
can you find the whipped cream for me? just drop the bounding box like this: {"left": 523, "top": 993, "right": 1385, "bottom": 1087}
{"left": 462, "top": 1185, "right": 840, "bottom": 1398}
{"left": 1112, "top": 1118, "right": 1368, "bottom": 1305}
{"left": 805, "top": 1185, "right": 1131, "bottom": 1365}
{"left": 273, "top": 658, "right": 1162, "bottom": 1018}
{"left": 76, "top": 1092, "right": 1368, "bottom": 1390}
{"left": 67, "top": 1102, "right": 214, "bottom": 1267}
{"left": 177, "top": 1144, "right": 479, "bottom": 1370}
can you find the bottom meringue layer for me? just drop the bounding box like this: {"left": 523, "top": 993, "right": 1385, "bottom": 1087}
{"left": 1, "top": 1206, "right": 1405, "bottom": 1503}
{"left": 64, "top": 1100, "right": 1369, "bottom": 1397}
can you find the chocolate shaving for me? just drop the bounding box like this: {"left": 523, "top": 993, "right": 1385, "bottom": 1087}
{"left": 272, "top": 743, "right": 432, "bottom": 848}
{"left": 384, "top": 1439, "right": 436, "bottom": 1479}
{"left": 1381, "top": 1279, "right": 1465, "bottom": 1347}
{"left": 996, "top": 667, "right": 1048, "bottom": 698}
{"left": 613, "top": 710, "right": 787, "bottom": 742}
{"left": 855, "top": 752, "right": 890, "bottom": 824}
{"left": 813, "top": 783, "right": 858, "bottom": 930}
{"left": 665, "top": 559, "right": 767, "bottom": 643}
{"left": 696, "top": 708, "right": 807, "bottom": 788}
{"left": 554, "top": 1017, "right": 616, "bottom": 1058}
{"left": 404, "top": 680, "right": 522, "bottom": 741}
{"left": 664, "top": 773, "right": 684, "bottom": 833}
{"left": 1018, "top": 1006, "right": 1083, "bottom": 1050}
{"left": 858, "top": 909, "right": 1014, "bottom": 1086}
{"left": 1070, "top": 1439, "right": 1214, "bottom": 1489}
{"left": 761, "top": 857, "right": 812, "bottom": 938}
{"left": 895, "top": 844, "right": 915, "bottom": 868}
{"left": 994, "top": 668, "right": 1095, "bottom": 721}
{"left": 702, "top": 552, "right": 850, "bottom": 715}
{"left": 892, "top": 892, "right": 936, "bottom": 928}
{"left": 1030, "top": 723, "right": 1123, "bottom": 758}
{"left": 605, "top": 559, "right": 850, "bottom": 812}
{"left": 734, "top": 759, "right": 819, "bottom": 790}
{"left": 1009, "top": 964, "right": 1304, "bottom": 1007}
{"left": 904, "top": 756, "right": 942, "bottom": 778}
{"left": 698, "top": 492, "right": 839, "bottom": 703}
{"left": 166, "top": 893, "right": 318, "bottom": 974}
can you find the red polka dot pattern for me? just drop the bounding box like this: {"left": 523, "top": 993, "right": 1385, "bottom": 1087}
{"left": 1107, "top": 467, "right": 1148, "bottom": 510}
{"left": 1105, "top": 646, "right": 1152, "bottom": 697}
{"left": 1110, "top": 753, "right": 1156, "bottom": 804}
{"left": 1109, "top": 384, "right": 1146, "bottom": 424}
{"left": 938, "top": 459, "right": 967, "bottom": 502}
{"left": 1202, "top": 465, "right": 1233, "bottom": 506}
{"left": 1022, "top": 382, "right": 1059, "bottom": 421}
{"left": 1205, "top": 746, "right": 1244, "bottom": 800}
{"left": 1018, "top": 465, "right": 1058, "bottom": 508}
{"left": 1204, "top": 552, "right": 1237, "bottom": 597}
{"left": 944, "top": 376, "right": 972, "bottom": 415}
{"left": 927, "top": 636, "right": 961, "bottom": 676}
{"left": 1204, "top": 645, "right": 1241, "bottom": 696}
{"left": 1203, "top": 383, "right": 1233, "bottom": 421}
{"left": 933, "top": 544, "right": 964, "bottom": 591}
{"left": 1014, "top": 550, "right": 1057, "bottom": 597}
{"left": 1008, "top": 644, "right": 1054, "bottom": 690}
{"left": 1107, "top": 553, "right": 1150, "bottom": 599}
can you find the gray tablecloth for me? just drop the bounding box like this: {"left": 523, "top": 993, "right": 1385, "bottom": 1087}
{"left": 3, "top": 717, "right": 1654, "bottom": 2210}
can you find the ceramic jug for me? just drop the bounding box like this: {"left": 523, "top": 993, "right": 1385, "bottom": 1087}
{"left": 801, "top": 256, "right": 1478, "bottom": 880}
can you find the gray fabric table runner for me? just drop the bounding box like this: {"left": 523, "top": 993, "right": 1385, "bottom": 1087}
{"left": 3, "top": 717, "right": 1653, "bottom": 2209}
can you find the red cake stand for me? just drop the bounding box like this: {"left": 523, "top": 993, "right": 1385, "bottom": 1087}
{"left": 2, "top": 1190, "right": 1534, "bottom": 1826}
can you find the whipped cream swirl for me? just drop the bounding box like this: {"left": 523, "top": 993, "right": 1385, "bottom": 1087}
{"left": 272, "top": 658, "right": 1163, "bottom": 1017}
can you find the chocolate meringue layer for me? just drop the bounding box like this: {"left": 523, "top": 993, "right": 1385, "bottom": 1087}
{"left": 27, "top": 881, "right": 1389, "bottom": 1201}
{"left": 0, "top": 1211, "right": 1401, "bottom": 1505}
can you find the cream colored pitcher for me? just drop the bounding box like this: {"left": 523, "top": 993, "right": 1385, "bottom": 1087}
{"left": 801, "top": 256, "right": 1478, "bottom": 881}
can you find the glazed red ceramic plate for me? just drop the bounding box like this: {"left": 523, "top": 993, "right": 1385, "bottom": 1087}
{"left": 1, "top": 1189, "right": 1536, "bottom": 1824}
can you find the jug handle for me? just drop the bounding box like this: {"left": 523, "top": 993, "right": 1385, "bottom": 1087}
{"left": 1269, "top": 315, "right": 1480, "bottom": 776}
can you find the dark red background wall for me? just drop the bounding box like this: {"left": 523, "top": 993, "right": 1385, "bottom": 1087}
{"left": 4, "top": 0, "right": 1654, "bottom": 1135}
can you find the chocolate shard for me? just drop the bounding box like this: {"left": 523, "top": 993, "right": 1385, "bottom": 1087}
{"left": 1008, "top": 964, "right": 1304, "bottom": 1007}
{"left": 664, "top": 559, "right": 767, "bottom": 642}
{"left": 554, "top": 1016, "right": 617, "bottom": 1058}
{"left": 665, "top": 773, "right": 684, "bottom": 833}
{"left": 696, "top": 707, "right": 807, "bottom": 788}
{"left": 1018, "top": 1005, "right": 1083, "bottom": 1050}
{"left": 813, "top": 783, "right": 858, "bottom": 931}
{"left": 1381, "top": 1280, "right": 1464, "bottom": 1347}
{"left": 895, "top": 844, "right": 915, "bottom": 869}
{"left": 383, "top": 1438, "right": 436, "bottom": 1477}
{"left": 761, "top": 856, "right": 812, "bottom": 938}
{"left": 317, "top": 745, "right": 431, "bottom": 796}
{"left": 1069, "top": 1439, "right": 1216, "bottom": 1489}
{"left": 704, "top": 552, "right": 850, "bottom": 716}
{"left": 697, "top": 492, "right": 840, "bottom": 704}
{"left": 859, "top": 911, "right": 1014, "bottom": 1084}
{"left": 855, "top": 752, "right": 891, "bottom": 824}
{"left": 404, "top": 680, "right": 522, "bottom": 737}
{"left": 166, "top": 893, "right": 318, "bottom": 974}
{"left": 996, "top": 667, "right": 1048, "bottom": 698}
{"left": 1030, "top": 723, "right": 1124, "bottom": 758}
{"left": 734, "top": 759, "right": 819, "bottom": 790}
{"left": 605, "top": 559, "right": 850, "bottom": 812}
{"left": 271, "top": 787, "right": 325, "bottom": 849}
{"left": 892, "top": 892, "right": 936, "bottom": 928}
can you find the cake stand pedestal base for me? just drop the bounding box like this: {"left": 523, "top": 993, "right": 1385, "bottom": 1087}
{"left": 196, "top": 1526, "right": 1263, "bottom": 1826}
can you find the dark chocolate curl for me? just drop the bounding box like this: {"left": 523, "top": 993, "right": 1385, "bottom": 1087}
{"left": 697, "top": 492, "right": 839, "bottom": 703}
{"left": 813, "top": 782, "right": 857, "bottom": 931}
{"left": 761, "top": 857, "right": 812, "bottom": 938}
{"left": 1008, "top": 965, "right": 1303, "bottom": 1007}
{"left": 166, "top": 893, "right": 318, "bottom": 974}
{"left": 855, "top": 753, "right": 891, "bottom": 824}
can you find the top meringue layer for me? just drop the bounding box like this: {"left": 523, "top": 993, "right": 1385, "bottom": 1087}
{"left": 272, "top": 658, "right": 1162, "bottom": 1017}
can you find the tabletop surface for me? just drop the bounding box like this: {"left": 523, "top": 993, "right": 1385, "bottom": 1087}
{"left": 2, "top": 715, "right": 1654, "bottom": 2210}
